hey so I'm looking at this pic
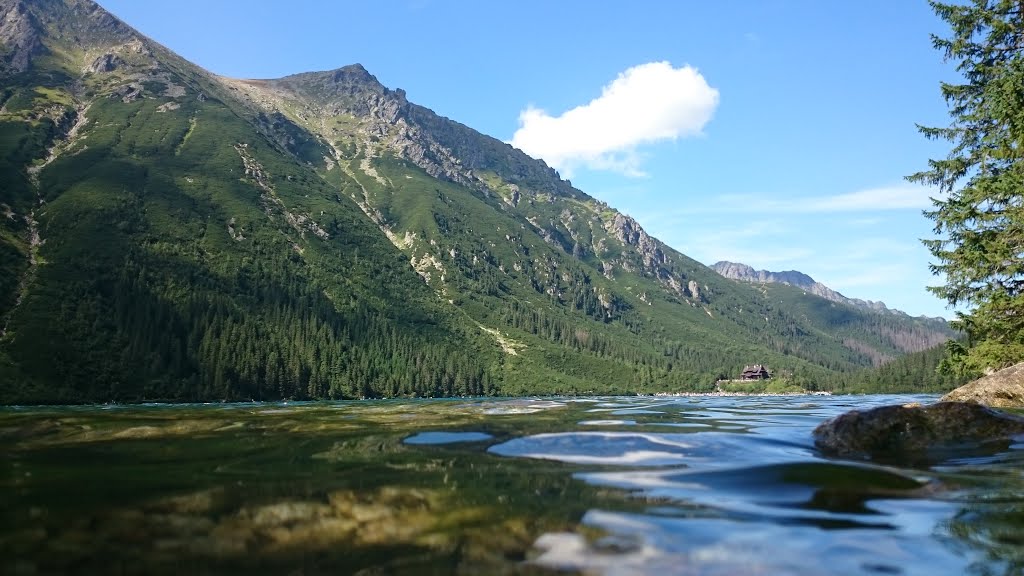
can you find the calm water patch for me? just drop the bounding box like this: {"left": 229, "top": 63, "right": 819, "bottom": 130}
{"left": 403, "top": 431, "right": 493, "bottom": 444}
{"left": 2, "top": 394, "right": 1023, "bottom": 575}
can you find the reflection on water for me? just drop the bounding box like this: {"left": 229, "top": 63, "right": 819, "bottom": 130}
{"left": 2, "top": 394, "right": 1023, "bottom": 575}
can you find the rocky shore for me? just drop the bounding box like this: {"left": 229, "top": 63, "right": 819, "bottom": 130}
{"left": 814, "top": 361, "right": 1024, "bottom": 460}
{"left": 940, "top": 361, "right": 1024, "bottom": 408}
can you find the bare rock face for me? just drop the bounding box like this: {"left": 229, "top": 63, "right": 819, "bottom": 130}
{"left": 110, "top": 83, "right": 142, "bottom": 103}
{"left": 607, "top": 213, "right": 668, "bottom": 267}
{"left": 87, "top": 52, "right": 122, "bottom": 73}
{"left": 711, "top": 260, "right": 902, "bottom": 316}
{"left": 688, "top": 280, "right": 700, "bottom": 301}
{"left": 813, "top": 401, "right": 1024, "bottom": 460}
{"left": 0, "top": 0, "right": 44, "bottom": 73}
{"left": 941, "top": 361, "right": 1024, "bottom": 409}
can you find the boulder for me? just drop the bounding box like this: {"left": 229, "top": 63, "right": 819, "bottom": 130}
{"left": 941, "top": 361, "right": 1024, "bottom": 408}
{"left": 813, "top": 401, "right": 1024, "bottom": 460}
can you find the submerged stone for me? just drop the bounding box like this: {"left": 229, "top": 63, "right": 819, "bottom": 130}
{"left": 148, "top": 487, "right": 225, "bottom": 515}
{"left": 813, "top": 401, "right": 1024, "bottom": 460}
{"left": 942, "top": 361, "right": 1024, "bottom": 408}
{"left": 238, "top": 501, "right": 332, "bottom": 528}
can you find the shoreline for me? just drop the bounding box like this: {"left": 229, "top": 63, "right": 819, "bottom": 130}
{"left": 651, "top": 391, "right": 833, "bottom": 397}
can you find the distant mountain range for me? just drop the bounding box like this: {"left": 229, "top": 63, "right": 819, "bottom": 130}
{"left": 0, "top": 0, "right": 956, "bottom": 402}
{"left": 711, "top": 261, "right": 933, "bottom": 318}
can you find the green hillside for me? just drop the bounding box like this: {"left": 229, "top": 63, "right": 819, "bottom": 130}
{"left": 0, "top": 0, "right": 956, "bottom": 402}
{"left": 827, "top": 342, "right": 970, "bottom": 394}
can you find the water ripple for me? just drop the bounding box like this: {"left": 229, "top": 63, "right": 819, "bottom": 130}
{"left": 485, "top": 394, "right": 1024, "bottom": 575}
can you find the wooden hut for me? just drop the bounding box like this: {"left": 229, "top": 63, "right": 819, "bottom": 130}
{"left": 740, "top": 364, "right": 770, "bottom": 381}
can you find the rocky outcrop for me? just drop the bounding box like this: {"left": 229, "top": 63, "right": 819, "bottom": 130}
{"left": 0, "top": 0, "right": 44, "bottom": 73}
{"left": 688, "top": 280, "right": 700, "bottom": 301}
{"left": 941, "top": 361, "right": 1024, "bottom": 408}
{"left": 87, "top": 52, "right": 122, "bottom": 73}
{"left": 813, "top": 401, "right": 1024, "bottom": 460}
{"left": 608, "top": 214, "right": 665, "bottom": 265}
{"left": 506, "top": 184, "right": 520, "bottom": 207}
{"left": 2, "top": 0, "right": 138, "bottom": 76}
{"left": 110, "top": 82, "right": 142, "bottom": 102}
{"left": 598, "top": 213, "right": 709, "bottom": 300}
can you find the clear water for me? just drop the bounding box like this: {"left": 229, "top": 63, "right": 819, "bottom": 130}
{"left": 2, "top": 394, "right": 1022, "bottom": 575}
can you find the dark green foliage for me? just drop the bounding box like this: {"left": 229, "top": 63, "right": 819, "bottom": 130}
{"left": 756, "top": 283, "right": 955, "bottom": 365}
{"left": 908, "top": 0, "right": 1024, "bottom": 374}
{"left": 826, "top": 342, "right": 970, "bottom": 394}
{"left": 0, "top": 120, "right": 47, "bottom": 320}
{"left": 0, "top": 120, "right": 50, "bottom": 209}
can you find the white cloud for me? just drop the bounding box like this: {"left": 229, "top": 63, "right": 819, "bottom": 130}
{"left": 709, "top": 183, "right": 941, "bottom": 214}
{"left": 509, "top": 61, "right": 719, "bottom": 177}
{"left": 800, "top": 184, "right": 941, "bottom": 212}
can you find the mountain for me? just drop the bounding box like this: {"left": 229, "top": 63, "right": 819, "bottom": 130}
{"left": 710, "top": 261, "right": 956, "bottom": 365}
{"left": 712, "top": 261, "right": 918, "bottom": 317}
{"left": 0, "top": 0, "right": 956, "bottom": 402}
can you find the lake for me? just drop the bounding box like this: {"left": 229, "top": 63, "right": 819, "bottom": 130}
{"left": 3, "top": 395, "right": 1023, "bottom": 575}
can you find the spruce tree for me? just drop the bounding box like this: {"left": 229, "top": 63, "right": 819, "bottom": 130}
{"left": 909, "top": 0, "right": 1024, "bottom": 374}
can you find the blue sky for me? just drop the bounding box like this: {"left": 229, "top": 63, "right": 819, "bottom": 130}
{"left": 97, "top": 0, "right": 958, "bottom": 318}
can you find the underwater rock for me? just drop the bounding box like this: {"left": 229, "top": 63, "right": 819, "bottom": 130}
{"left": 109, "top": 419, "right": 224, "bottom": 440}
{"left": 238, "top": 501, "right": 332, "bottom": 528}
{"left": 942, "top": 361, "right": 1024, "bottom": 408}
{"left": 813, "top": 401, "right": 1024, "bottom": 459}
{"left": 0, "top": 418, "right": 65, "bottom": 442}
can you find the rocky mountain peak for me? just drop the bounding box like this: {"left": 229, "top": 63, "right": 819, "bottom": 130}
{"left": 710, "top": 260, "right": 909, "bottom": 316}
{"left": 271, "top": 64, "right": 396, "bottom": 111}
{"left": 712, "top": 261, "right": 815, "bottom": 287}
{"left": 251, "top": 62, "right": 581, "bottom": 201}
{"left": 329, "top": 62, "right": 374, "bottom": 83}
{"left": 253, "top": 64, "right": 494, "bottom": 190}
{"left": 245, "top": 62, "right": 708, "bottom": 303}
{"left": 1, "top": 0, "right": 142, "bottom": 76}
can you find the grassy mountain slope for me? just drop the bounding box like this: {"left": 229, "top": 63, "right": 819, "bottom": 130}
{"left": 0, "top": 0, "right": 494, "bottom": 402}
{"left": 0, "top": 0, "right": 956, "bottom": 402}
{"left": 756, "top": 282, "right": 955, "bottom": 365}
{"left": 226, "top": 66, "right": 957, "bottom": 388}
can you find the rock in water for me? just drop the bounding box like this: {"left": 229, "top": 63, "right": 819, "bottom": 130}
{"left": 941, "top": 361, "right": 1024, "bottom": 408}
{"left": 813, "top": 402, "right": 1024, "bottom": 460}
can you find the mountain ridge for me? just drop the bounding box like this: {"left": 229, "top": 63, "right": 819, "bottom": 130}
{"left": 710, "top": 260, "right": 939, "bottom": 319}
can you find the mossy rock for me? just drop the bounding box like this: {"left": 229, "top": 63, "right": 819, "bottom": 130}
{"left": 813, "top": 401, "right": 1024, "bottom": 461}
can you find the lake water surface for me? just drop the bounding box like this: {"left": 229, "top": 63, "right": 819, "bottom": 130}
{"left": 3, "top": 395, "right": 1023, "bottom": 575}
